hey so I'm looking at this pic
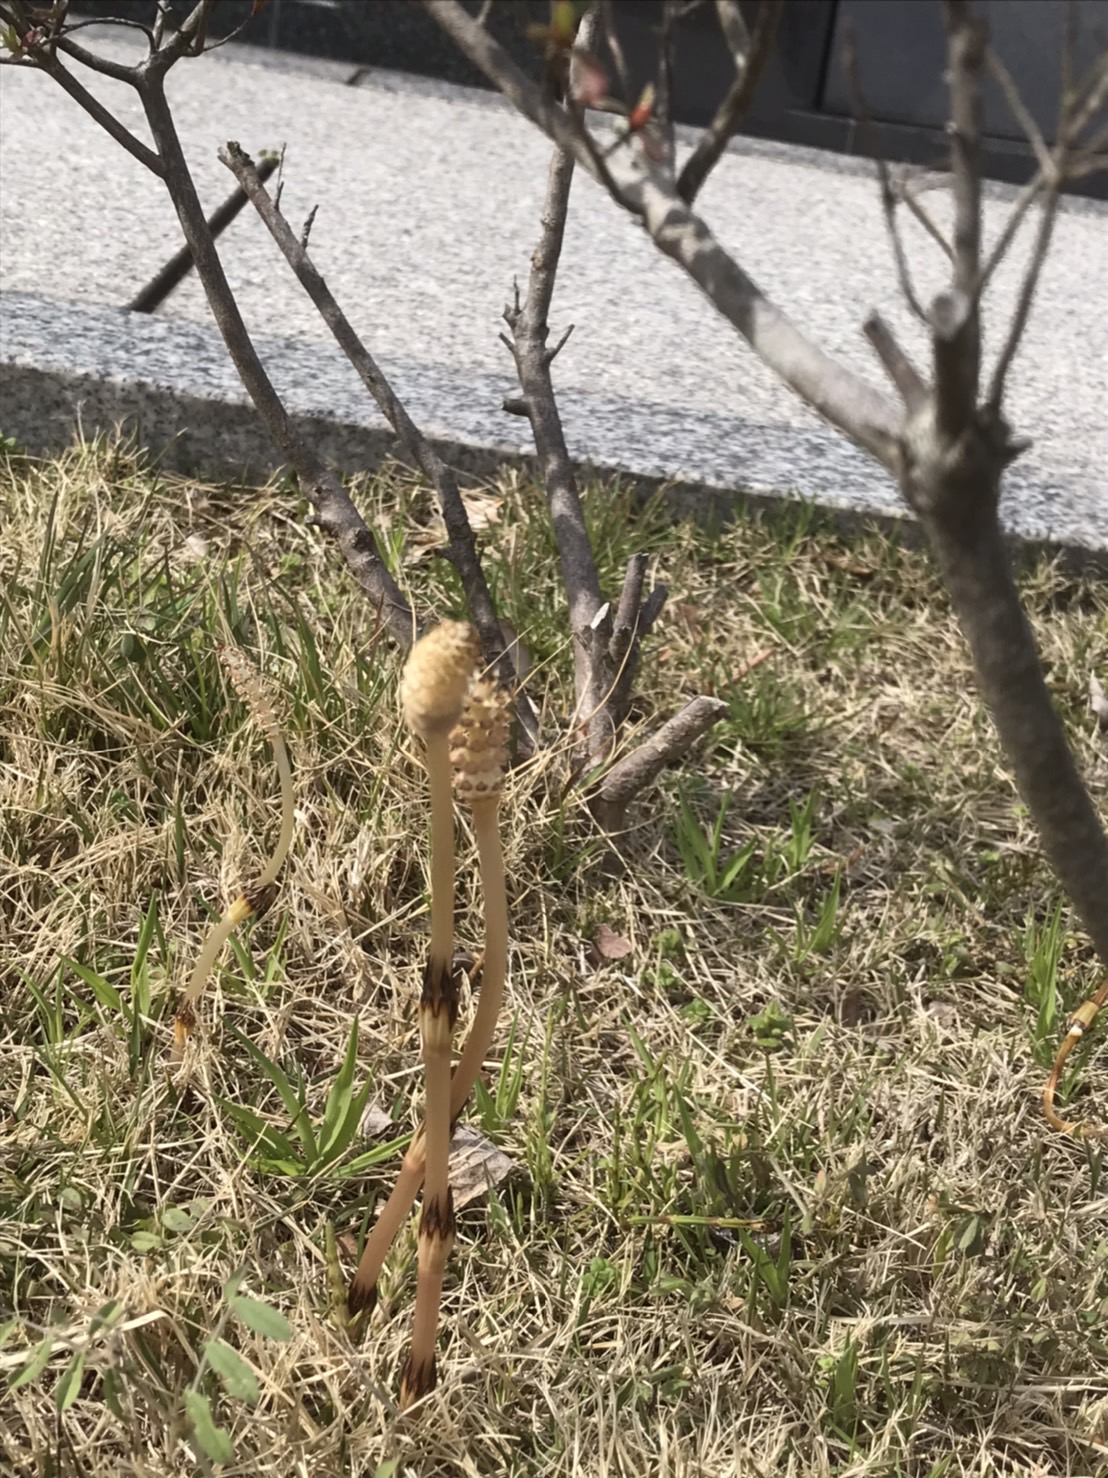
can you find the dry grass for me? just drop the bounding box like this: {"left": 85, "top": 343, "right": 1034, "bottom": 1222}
{"left": 2, "top": 436, "right": 1108, "bottom": 1477}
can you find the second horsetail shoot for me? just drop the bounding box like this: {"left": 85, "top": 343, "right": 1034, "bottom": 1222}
{"left": 173, "top": 644, "right": 294, "bottom": 1057}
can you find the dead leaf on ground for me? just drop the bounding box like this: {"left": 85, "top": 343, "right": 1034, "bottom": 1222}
{"left": 359, "top": 1107, "right": 515, "bottom": 1209}
{"left": 448, "top": 1123, "right": 516, "bottom": 1208}
{"left": 588, "top": 923, "right": 634, "bottom": 966}
{"left": 838, "top": 989, "right": 873, "bottom": 1027}
{"left": 926, "top": 999, "right": 958, "bottom": 1030}
{"left": 459, "top": 487, "right": 504, "bottom": 532}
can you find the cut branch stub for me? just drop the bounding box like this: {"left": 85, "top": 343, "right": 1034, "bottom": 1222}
{"left": 592, "top": 695, "right": 729, "bottom": 833}
{"left": 929, "top": 289, "right": 978, "bottom": 443}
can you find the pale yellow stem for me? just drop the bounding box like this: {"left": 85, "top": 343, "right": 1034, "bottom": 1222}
{"left": 347, "top": 799, "right": 506, "bottom": 1315}
{"left": 348, "top": 1133, "right": 426, "bottom": 1314}
{"left": 399, "top": 1190, "right": 455, "bottom": 1409}
{"left": 450, "top": 799, "right": 506, "bottom": 1119}
{"left": 173, "top": 648, "right": 293, "bottom": 1056}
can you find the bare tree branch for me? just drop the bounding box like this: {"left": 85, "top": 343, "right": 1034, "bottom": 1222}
{"left": 928, "top": 289, "right": 979, "bottom": 443}
{"left": 987, "top": 49, "right": 1055, "bottom": 179}
{"left": 842, "top": 22, "right": 927, "bottom": 323}
{"left": 145, "top": 0, "right": 214, "bottom": 70}
{"left": 23, "top": 48, "right": 164, "bottom": 175}
{"left": 978, "top": 57, "right": 1108, "bottom": 294}
{"left": 862, "top": 312, "right": 927, "bottom": 416}
{"left": 50, "top": 29, "right": 145, "bottom": 82}
{"left": 653, "top": 0, "right": 680, "bottom": 175}
{"left": 498, "top": 9, "right": 675, "bottom": 776}
{"left": 130, "top": 153, "right": 279, "bottom": 312}
{"left": 423, "top": 0, "right": 902, "bottom": 471}
{"left": 152, "top": 0, "right": 170, "bottom": 49}
{"left": 594, "top": 696, "right": 729, "bottom": 822}
{"left": 893, "top": 169, "right": 954, "bottom": 261}
{"left": 676, "top": 0, "right": 782, "bottom": 205}
{"left": 937, "top": 0, "right": 987, "bottom": 434}
{"left": 133, "top": 74, "right": 413, "bottom": 648}
{"left": 985, "top": 188, "right": 1061, "bottom": 414}
{"left": 501, "top": 140, "right": 606, "bottom": 744}
{"left": 428, "top": 0, "right": 1108, "bottom": 959}
{"left": 881, "top": 15, "right": 1108, "bottom": 967}
{"left": 984, "top": 54, "right": 1108, "bottom": 411}
{"left": 975, "top": 170, "right": 1047, "bottom": 295}
{"left": 606, "top": 552, "right": 667, "bottom": 725}
{"left": 714, "top": 0, "right": 750, "bottom": 62}
{"left": 57, "top": 15, "right": 155, "bottom": 45}
{"left": 600, "top": 0, "right": 633, "bottom": 106}
{"left": 218, "top": 142, "right": 529, "bottom": 726}
{"left": 905, "top": 457, "right": 1108, "bottom": 964}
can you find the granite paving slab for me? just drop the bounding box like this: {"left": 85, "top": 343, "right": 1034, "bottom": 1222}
{"left": 1, "top": 25, "right": 1105, "bottom": 546}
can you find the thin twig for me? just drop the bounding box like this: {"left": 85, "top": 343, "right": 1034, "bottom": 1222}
{"left": 985, "top": 52, "right": 1108, "bottom": 409}
{"left": 152, "top": 0, "right": 170, "bottom": 49}
{"left": 58, "top": 15, "right": 155, "bottom": 45}
{"left": 862, "top": 313, "right": 927, "bottom": 415}
{"left": 423, "top": 0, "right": 902, "bottom": 471}
{"left": 942, "top": 1, "right": 986, "bottom": 299}
{"left": 714, "top": 0, "right": 750, "bottom": 64}
{"left": 676, "top": 0, "right": 782, "bottom": 205}
{"left": 600, "top": 0, "right": 633, "bottom": 107}
{"left": 219, "top": 142, "right": 530, "bottom": 725}
{"left": 50, "top": 29, "right": 143, "bottom": 82}
{"left": 596, "top": 695, "right": 729, "bottom": 814}
{"left": 842, "top": 22, "right": 927, "bottom": 323}
{"left": 654, "top": 0, "right": 681, "bottom": 175}
{"left": 148, "top": 0, "right": 214, "bottom": 69}
{"left": 135, "top": 78, "right": 413, "bottom": 646}
{"left": 893, "top": 169, "right": 954, "bottom": 261}
{"left": 975, "top": 170, "right": 1047, "bottom": 296}
{"left": 129, "top": 154, "right": 279, "bottom": 311}
{"left": 501, "top": 12, "right": 610, "bottom": 755}
{"left": 33, "top": 51, "right": 164, "bottom": 175}
{"left": 985, "top": 183, "right": 1061, "bottom": 413}
{"left": 986, "top": 49, "right": 1055, "bottom": 179}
